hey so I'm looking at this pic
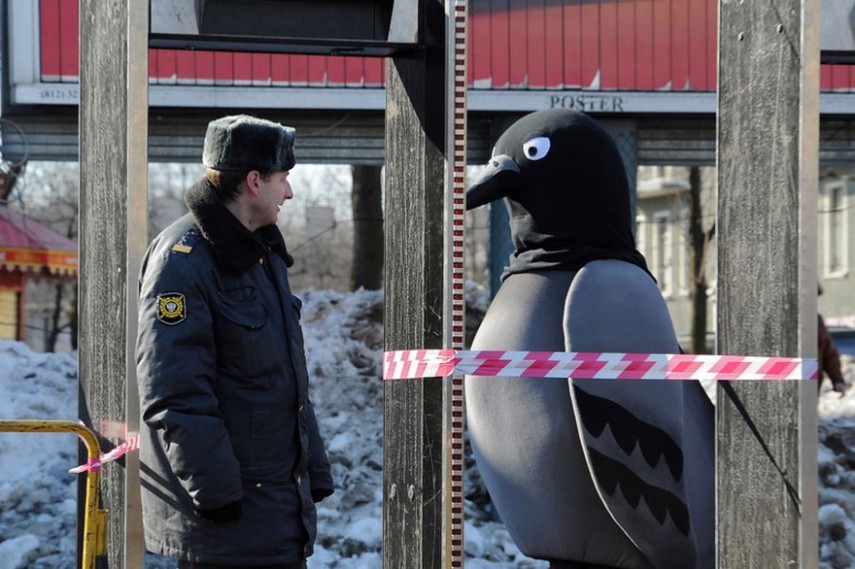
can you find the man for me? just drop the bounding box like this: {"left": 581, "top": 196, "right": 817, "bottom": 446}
{"left": 136, "top": 115, "right": 334, "bottom": 569}
{"left": 818, "top": 284, "right": 848, "bottom": 397}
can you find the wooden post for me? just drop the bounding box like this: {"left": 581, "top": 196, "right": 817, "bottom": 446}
{"left": 79, "top": 0, "right": 148, "bottom": 566}
{"left": 716, "top": 0, "right": 819, "bottom": 566}
{"left": 125, "top": 2, "right": 149, "bottom": 567}
{"left": 382, "top": 0, "right": 447, "bottom": 566}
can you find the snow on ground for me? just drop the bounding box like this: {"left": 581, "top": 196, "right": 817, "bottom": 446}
{"left": 1, "top": 287, "right": 854, "bottom": 568}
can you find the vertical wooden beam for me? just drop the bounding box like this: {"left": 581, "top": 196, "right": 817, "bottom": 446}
{"left": 125, "top": 1, "right": 149, "bottom": 567}
{"left": 716, "top": 0, "right": 819, "bottom": 566}
{"left": 797, "top": 6, "right": 821, "bottom": 567}
{"left": 79, "top": 0, "right": 148, "bottom": 566}
{"left": 383, "top": 0, "right": 446, "bottom": 566}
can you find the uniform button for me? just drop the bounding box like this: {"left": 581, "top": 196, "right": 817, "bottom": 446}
{"left": 256, "top": 483, "right": 262, "bottom": 488}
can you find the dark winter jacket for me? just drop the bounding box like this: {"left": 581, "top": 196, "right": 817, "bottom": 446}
{"left": 819, "top": 314, "right": 846, "bottom": 392}
{"left": 135, "top": 179, "right": 334, "bottom": 565}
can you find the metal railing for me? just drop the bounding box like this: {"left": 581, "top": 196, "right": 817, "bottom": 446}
{"left": 0, "top": 420, "right": 107, "bottom": 569}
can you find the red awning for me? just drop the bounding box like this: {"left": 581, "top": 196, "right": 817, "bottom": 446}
{"left": 0, "top": 207, "right": 78, "bottom": 276}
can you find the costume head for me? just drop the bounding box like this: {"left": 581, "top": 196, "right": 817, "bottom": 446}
{"left": 466, "top": 108, "right": 648, "bottom": 280}
{"left": 203, "top": 115, "right": 296, "bottom": 173}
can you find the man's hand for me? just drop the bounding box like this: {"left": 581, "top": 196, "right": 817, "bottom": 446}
{"left": 833, "top": 381, "right": 849, "bottom": 398}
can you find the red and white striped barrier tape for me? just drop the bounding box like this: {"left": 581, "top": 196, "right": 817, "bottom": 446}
{"left": 383, "top": 350, "right": 819, "bottom": 382}
{"left": 69, "top": 434, "right": 140, "bottom": 474}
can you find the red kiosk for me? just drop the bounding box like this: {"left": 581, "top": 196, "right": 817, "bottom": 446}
{"left": 0, "top": 206, "right": 78, "bottom": 341}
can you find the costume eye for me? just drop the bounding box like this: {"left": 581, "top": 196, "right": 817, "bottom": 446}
{"left": 522, "top": 137, "right": 550, "bottom": 161}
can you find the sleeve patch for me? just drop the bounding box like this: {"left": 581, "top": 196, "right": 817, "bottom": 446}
{"left": 156, "top": 293, "right": 187, "bottom": 325}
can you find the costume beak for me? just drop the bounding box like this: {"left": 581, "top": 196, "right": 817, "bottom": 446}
{"left": 465, "top": 154, "right": 521, "bottom": 210}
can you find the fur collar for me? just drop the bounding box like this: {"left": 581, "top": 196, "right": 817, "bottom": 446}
{"left": 184, "top": 178, "right": 294, "bottom": 274}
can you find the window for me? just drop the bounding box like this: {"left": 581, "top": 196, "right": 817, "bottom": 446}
{"left": 635, "top": 214, "right": 646, "bottom": 258}
{"left": 652, "top": 212, "right": 673, "bottom": 296}
{"left": 678, "top": 208, "right": 690, "bottom": 297}
{"left": 824, "top": 181, "right": 849, "bottom": 277}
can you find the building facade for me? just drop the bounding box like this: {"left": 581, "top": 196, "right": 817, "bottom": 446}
{"left": 635, "top": 166, "right": 855, "bottom": 348}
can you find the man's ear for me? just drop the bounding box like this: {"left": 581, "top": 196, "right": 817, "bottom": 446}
{"left": 244, "top": 170, "right": 262, "bottom": 196}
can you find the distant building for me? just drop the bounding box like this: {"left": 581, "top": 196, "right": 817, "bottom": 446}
{"left": 635, "top": 166, "right": 855, "bottom": 348}
{"left": 819, "top": 170, "right": 855, "bottom": 328}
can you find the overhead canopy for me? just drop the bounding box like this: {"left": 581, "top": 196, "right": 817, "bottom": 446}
{"left": 0, "top": 207, "right": 78, "bottom": 276}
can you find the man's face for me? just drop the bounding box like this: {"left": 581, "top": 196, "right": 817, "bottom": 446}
{"left": 254, "top": 170, "right": 293, "bottom": 226}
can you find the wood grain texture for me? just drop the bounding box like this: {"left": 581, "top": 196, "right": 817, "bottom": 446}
{"left": 716, "top": 0, "right": 816, "bottom": 565}
{"left": 78, "top": 1, "right": 129, "bottom": 566}
{"left": 382, "top": 1, "right": 447, "bottom": 565}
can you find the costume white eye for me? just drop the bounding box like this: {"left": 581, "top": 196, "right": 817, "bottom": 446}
{"left": 522, "top": 137, "right": 551, "bottom": 161}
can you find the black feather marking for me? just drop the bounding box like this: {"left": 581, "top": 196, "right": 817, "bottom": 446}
{"left": 574, "top": 387, "right": 684, "bottom": 481}
{"left": 576, "top": 393, "right": 609, "bottom": 438}
{"left": 588, "top": 448, "right": 691, "bottom": 536}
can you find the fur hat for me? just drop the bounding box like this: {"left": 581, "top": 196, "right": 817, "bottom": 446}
{"left": 202, "top": 115, "right": 296, "bottom": 172}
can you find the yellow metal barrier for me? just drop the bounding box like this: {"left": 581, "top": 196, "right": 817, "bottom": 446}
{"left": 0, "top": 420, "right": 108, "bottom": 569}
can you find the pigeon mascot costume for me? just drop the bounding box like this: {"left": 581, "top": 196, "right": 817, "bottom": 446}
{"left": 465, "top": 109, "right": 714, "bottom": 569}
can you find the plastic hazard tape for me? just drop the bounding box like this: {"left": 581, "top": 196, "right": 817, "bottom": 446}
{"left": 70, "top": 434, "right": 140, "bottom": 474}
{"left": 383, "top": 350, "right": 819, "bottom": 382}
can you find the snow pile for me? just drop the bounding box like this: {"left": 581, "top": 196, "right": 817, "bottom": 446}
{"left": 0, "top": 341, "right": 80, "bottom": 569}
{"left": 818, "top": 354, "right": 855, "bottom": 569}
{"left": 1, "top": 288, "right": 855, "bottom": 568}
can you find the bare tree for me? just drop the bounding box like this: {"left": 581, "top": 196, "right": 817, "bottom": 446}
{"left": 148, "top": 162, "right": 201, "bottom": 238}
{"left": 280, "top": 164, "right": 355, "bottom": 292}
{"left": 0, "top": 160, "right": 28, "bottom": 204}
{"left": 688, "top": 166, "right": 716, "bottom": 354}
{"left": 349, "top": 164, "right": 384, "bottom": 290}
{"left": 47, "top": 211, "right": 79, "bottom": 351}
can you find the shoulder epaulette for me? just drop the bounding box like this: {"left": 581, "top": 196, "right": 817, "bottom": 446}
{"left": 170, "top": 228, "right": 201, "bottom": 255}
